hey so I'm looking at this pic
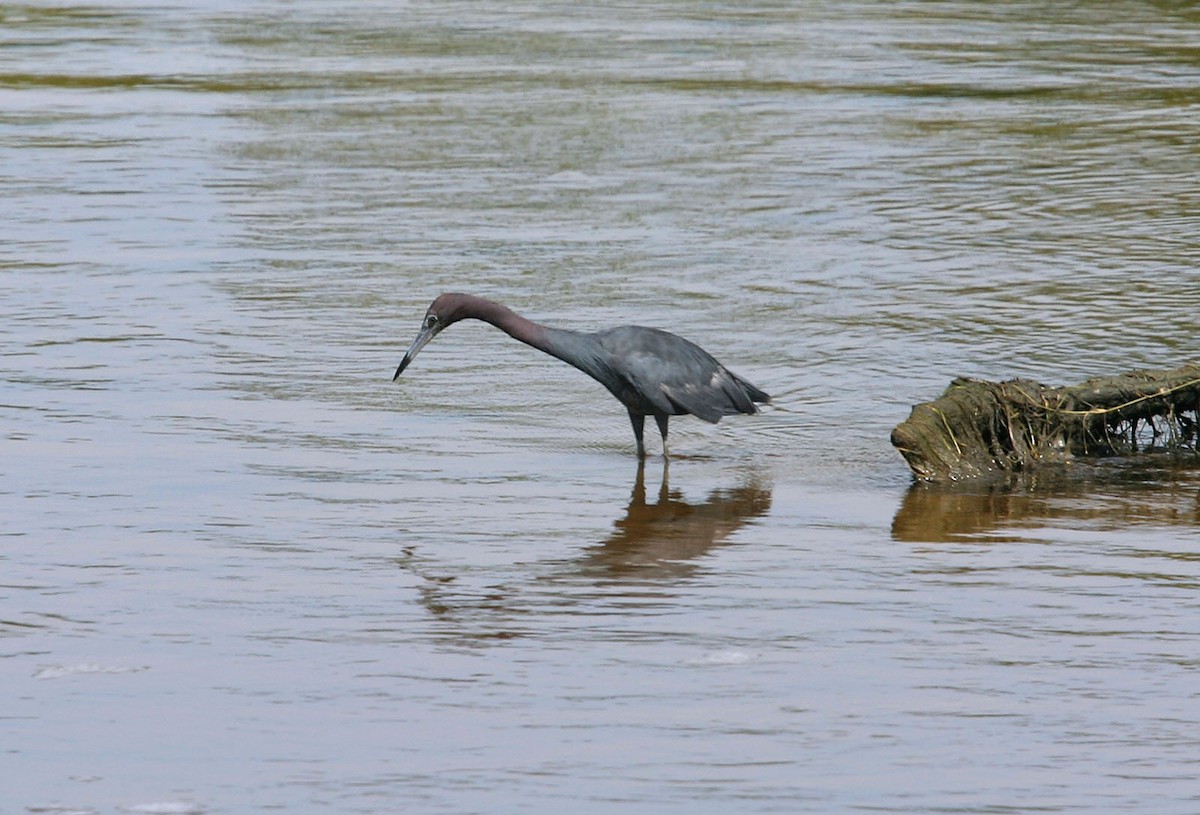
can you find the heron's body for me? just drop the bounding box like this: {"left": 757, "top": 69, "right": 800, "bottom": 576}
{"left": 393, "top": 293, "right": 769, "bottom": 457}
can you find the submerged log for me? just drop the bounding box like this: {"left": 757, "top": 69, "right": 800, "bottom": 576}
{"left": 891, "top": 364, "right": 1200, "bottom": 482}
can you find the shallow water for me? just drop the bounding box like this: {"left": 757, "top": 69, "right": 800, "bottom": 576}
{"left": 4, "top": 2, "right": 1200, "bottom": 813}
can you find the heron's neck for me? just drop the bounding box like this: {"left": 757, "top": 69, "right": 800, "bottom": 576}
{"left": 466, "top": 297, "right": 605, "bottom": 376}
{"left": 466, "top": 297, "right": 549, "bottom": 347}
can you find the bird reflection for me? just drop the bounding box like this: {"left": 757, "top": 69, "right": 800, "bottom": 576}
{"left": 404, "top": 463, "right": 772, "bottom": 639}
{"left": 574, "top": 461, "right": 772, "bottom": 581}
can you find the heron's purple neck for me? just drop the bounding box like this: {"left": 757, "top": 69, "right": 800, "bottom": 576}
{"left": 457, "top": 295, "right": 605, "bottom": 376}
{"left": 462, "top": 297, "right": 549, "bottom": 347}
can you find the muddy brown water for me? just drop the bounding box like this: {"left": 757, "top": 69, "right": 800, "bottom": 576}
{"left": 4, "top": 2, "right": 1200, "bottom": 813}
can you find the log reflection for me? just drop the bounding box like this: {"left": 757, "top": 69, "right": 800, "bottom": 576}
{"left": 892, "top": 462, "right": 1200, "bottom": 543}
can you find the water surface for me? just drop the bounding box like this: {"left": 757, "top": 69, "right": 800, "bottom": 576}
{"left": 4, "top": 2, "right": 1200, "bottom": 813}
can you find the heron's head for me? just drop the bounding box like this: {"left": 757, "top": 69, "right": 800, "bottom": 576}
{"left": 392, "top": 293, "right": 473, "bottom": 380}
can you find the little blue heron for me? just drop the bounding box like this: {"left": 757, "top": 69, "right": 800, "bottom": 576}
{"left": 393, "top": 293, "right": 770, "bottom": 458}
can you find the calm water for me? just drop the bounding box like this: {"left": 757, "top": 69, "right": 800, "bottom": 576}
{"left": 4, "top": 2, "right": 1200, "bottom": 813}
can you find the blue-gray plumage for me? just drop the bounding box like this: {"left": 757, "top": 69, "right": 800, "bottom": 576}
{"left": 393, "top": 293, "right": 770, "bottom": 457}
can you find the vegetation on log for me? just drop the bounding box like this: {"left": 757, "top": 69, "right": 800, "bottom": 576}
{"left": 891, "top": 364, "right": 1200, "bottom": 482}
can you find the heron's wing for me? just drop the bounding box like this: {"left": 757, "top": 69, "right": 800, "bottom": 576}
{"left": 617, "top": 351, "right": 677, "bottom": 415}
{"left": 597, "top": 326, "right": 762, "bottom": 422}
{"left": 660, "top": 382, "right": 725, "bottom": 423}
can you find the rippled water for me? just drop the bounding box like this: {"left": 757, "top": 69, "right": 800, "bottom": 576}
{"left": 5, "top": 2, "right": 1200, "bottom": 813}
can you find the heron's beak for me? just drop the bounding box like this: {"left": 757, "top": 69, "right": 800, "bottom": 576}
{"left": 393, "top": 323, "right": 438, "bottom": 380}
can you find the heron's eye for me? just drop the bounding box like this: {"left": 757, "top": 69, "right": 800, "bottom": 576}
{"left": 425, "top": 315, "right": 439, "bottom": 329}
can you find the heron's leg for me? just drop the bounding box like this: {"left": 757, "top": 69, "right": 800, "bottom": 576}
{"left": 654, "top": 414, "right": 670, "bottom": 458}
{"left": 628, "top": 411, "right": 647, "bottom": 459}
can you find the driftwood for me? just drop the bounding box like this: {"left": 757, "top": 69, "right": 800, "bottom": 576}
{"left": 891, "top": 364, "right": 1200, "bottom": 482}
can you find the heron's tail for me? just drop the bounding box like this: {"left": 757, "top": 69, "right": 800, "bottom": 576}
{"left": 735, "top": 374, "right": 770, "bottom": 407}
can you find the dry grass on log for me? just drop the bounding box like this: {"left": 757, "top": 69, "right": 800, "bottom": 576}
{"left": 891, "top": 364, "right": 1200, "bottom": 482}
